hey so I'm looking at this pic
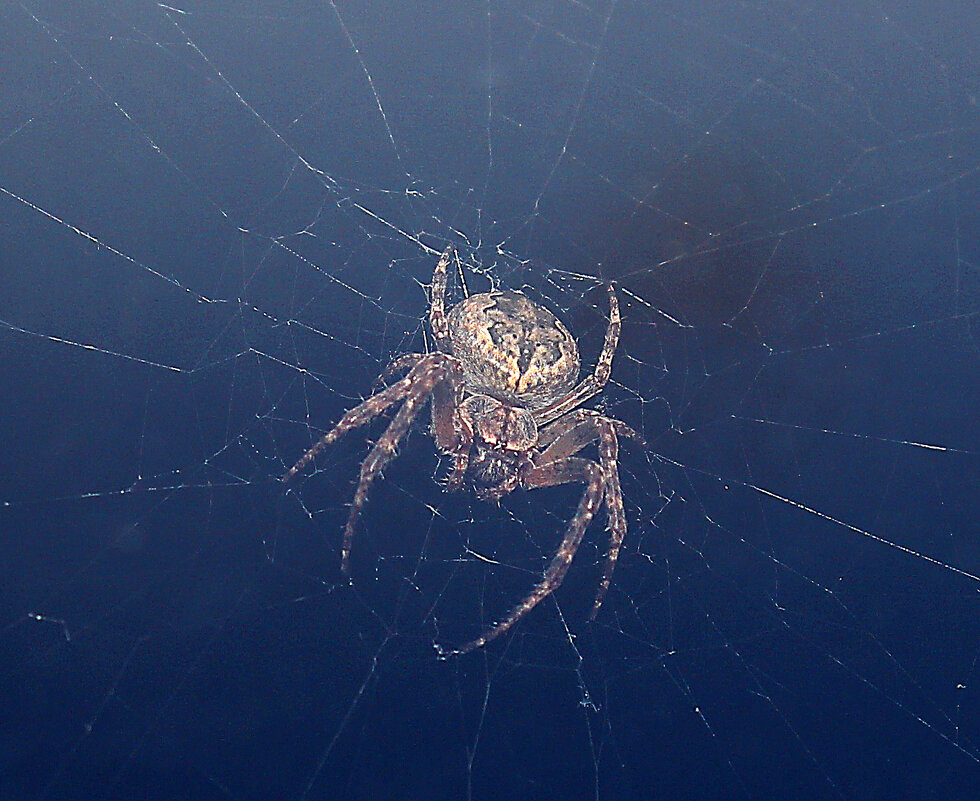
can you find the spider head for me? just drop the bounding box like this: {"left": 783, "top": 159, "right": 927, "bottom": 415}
{"left": 461, "top": 395, "right": 537, "bottom": 452}
{"left": 461, "top": 394, "right": 538, "bottom": 496}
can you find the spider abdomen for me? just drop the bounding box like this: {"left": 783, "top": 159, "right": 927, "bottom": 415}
{"left": 448, "top": 291, "right": 580, "bottom": 410}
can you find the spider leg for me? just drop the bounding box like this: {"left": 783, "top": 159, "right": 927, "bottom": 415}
{"left": 590, "top": 419, "right": 625, "bottom": 618}
{"left": 429, "top": 355, "right": 465, "bottom": 445}
{"left": 536, "top": 410, "right": 635, "bottom": 617}
{"left": 371, "top": 353, "right": 425, "bottom": 392}
{"left": 339, "top": 354, "right": 458, "bottom": 573}
{"left": 452, "top": 456, "right": 603, "bottom": 655}
{"left": 429, "top": 245, "right": 454, "bottom": 352}
{"left": 282, "top": 369, "right": 418, "bottom": 482}
{"left": 533, "top": 284, "right": 620, "bottom": 426}
{"left": 537, "top": 409, "right": 643, "bottom": 461}
{"left": 442, "top": 413, "right": 473, "bottom": 492}
{"left": 426, "top": 355, "right": 472, "bottom": 491}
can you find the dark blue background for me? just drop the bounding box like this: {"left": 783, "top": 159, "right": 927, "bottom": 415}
{"left": 2, "top": 1, "right": 979, "bottom": 799}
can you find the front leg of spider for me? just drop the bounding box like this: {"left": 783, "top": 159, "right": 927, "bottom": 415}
{"left": 283, "top": 351, "right": 464, "bottom": 574}
{"left": 446, "top": 455, "right": 606, "bottom": 655}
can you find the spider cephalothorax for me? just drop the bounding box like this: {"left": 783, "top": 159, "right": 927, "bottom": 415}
{"left": 284, "top": 246, "right": 639, "bottom": 654}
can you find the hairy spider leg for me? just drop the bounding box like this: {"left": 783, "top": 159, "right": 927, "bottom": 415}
{"left": 282, "top": 372, "right": 418, "bottom": 483}
{"left": 451, "top": 456, "right": 604, "bottom": 655}
{"left": 534, "top": 409, "right": 633, "bottom": 618}
{"left": 534, "top": 284, "right": 620, "bottom": 427}
{"left": 441, "top": 398, "right": 473, "bottom": 491}
{"left": 337, "top": 354, "right": 460, "bottom": 573}
{"left": 371, "top": 353, "right": 426, "bottom": 391}
{"left": 429, "top": 244, "right": 454, "bottom": 352}
{"left": 592, "top": 421, "right": 625, "bottom": 617}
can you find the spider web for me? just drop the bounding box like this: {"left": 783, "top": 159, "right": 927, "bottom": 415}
{"left": 2, "top": 0, "right": 980, "bottom": 798}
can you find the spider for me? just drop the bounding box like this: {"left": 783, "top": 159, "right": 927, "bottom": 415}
{"left": 283, "top": 246, "right": 640, "bottom": 654}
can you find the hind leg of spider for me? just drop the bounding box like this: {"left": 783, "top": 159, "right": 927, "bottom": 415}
{"left": 371, "top": 353, "right": 426, "bottom": 392}
{"left": 428, "top": 353, "right": 471, "bottom": 491}
{"left": 590, "top": 419, "right": 625, "bottom": 618}
{"left": 429, "top": 245, "right": 455, "bottom": 352}
{"left": 448, "top": 456, "right": 604, "bottom": 655}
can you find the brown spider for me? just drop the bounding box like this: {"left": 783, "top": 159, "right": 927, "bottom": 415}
{"left": 283, "top": 246, "right": 640, "bottom": 654}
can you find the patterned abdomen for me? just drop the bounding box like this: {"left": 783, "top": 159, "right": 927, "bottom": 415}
{"left": 448, "top": 291, "right": 580, "bottom": 410}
